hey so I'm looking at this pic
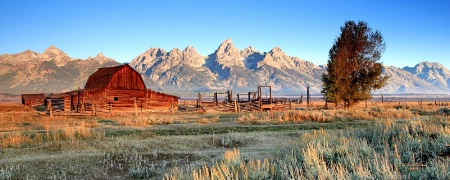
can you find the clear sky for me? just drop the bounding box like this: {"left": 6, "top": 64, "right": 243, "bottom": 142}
{"left": 1, "top": 0, "right": 449, "bottom": 69}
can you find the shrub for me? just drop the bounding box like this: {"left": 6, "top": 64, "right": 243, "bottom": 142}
{"left": 166, "top": 118, "right": 450, "bottom": 179}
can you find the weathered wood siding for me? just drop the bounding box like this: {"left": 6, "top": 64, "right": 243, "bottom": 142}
{"left": 63, "top": 96, "right": 72, "bottom": 112}
{"left": 23, "top": 99, "right": 45, "bottom": 107}
{"left": 107, "top": 66, "right": 146, "bottom": 90}
{"left": 22, "top": 94, "right": 46, "bottom": 107}
{"left": 146, "top": 90, "right": 178, "bottom": 111}
{"left": 105, "top": 89, "right": 145, "bottom": 111}
{"left": 63, "top": 89, "right": 178, "bottom": 112}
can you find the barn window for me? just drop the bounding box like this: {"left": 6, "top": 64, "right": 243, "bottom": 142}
{"left": 114, "top": 97, "right": 118, "bottom": 101}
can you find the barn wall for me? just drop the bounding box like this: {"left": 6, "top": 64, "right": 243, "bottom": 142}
{"left": 108, "top": 66, "right": 146, "bottom": 90}
{"left": 64, "top": 96, "right": 72, "bottom": 112}
{"left": 146, "top": 90, "right": 178, "bottom": 111}
{"left": 62, "top": 89, "right": 179, "bottom": 112}
{"left": 23, "top": 98, "right": 45, "bottom": 107}
{"left": 63, "top": 91, "right": 106, "bottom": 112}
{"left": 105, "top": 89, "right": 146, "bottom": 111}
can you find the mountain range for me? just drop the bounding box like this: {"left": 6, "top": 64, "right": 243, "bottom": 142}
{"left": 1, "top": 39, "right": 449, "bottom": 95}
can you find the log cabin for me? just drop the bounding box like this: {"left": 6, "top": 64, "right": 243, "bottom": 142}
{"left": 59, "top": 64, "right": 178, "bottom": 113}
{"left": 21, "top": 93, "right": 46, "bottom": 107}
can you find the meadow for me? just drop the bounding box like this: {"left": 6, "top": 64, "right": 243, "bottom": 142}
{"left": 0, "top": 101, "right": 449, "bottom": 179}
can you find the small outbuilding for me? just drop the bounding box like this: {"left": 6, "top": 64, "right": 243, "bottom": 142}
{"left": 61, "top": 64, "right": 178, "bottom": 113}
{"left": 21, "top": 93, "right": 45, "bottom": 107}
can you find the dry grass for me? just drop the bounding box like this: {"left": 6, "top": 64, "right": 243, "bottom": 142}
{"left": 166, "top": 117, "right": 450, "bottom": 179}
{"left": 237, "top": 107, "right": 414, "bottom": 124}
{"left": 197, "top": 116, "right": 219, "bottom": 124}
{"left": 0, "top": 102, "right": 449, "bottom": 179}
{"left": 0, "top": 103, "right": 32, "bottom": 112}
{"left": 1, "top": 120, "right": 104, "bottom": 149}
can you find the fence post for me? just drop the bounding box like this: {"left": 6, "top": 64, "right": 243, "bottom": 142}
{"left": 81, "top": 90, "right": 86, "bottom": 113}
{"left": 134, "top": 97, "right": 138, "bottom": 115}
{"left": 47, "top": 99, "right": 53, "bottom": 117}
{"left": 307, "top": 86, "right": 310, "bottom": 108}
{"left": 198, "top": 93, "right": 202, "bottom": 108}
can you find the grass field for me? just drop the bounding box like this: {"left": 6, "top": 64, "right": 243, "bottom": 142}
{"left": 0, "top": 101, "right": 449, "bottom": 179}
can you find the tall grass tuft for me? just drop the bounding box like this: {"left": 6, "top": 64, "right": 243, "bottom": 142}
{"left": 113, "top": 115, "right": 174, "bottom": 126}
{"left": 166, "top": 118, "right": 450, "bottom": 179}
{"left": 237, "top": 108, "right": 414, "bottom": 124}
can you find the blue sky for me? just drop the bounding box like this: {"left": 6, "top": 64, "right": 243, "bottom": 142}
{"left": 1, "top": 0, "right": 449, "bottom": 69}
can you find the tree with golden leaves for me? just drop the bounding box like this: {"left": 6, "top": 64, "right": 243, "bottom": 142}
{"left": 322, "top": 21, "right": 388, "bottom": 108}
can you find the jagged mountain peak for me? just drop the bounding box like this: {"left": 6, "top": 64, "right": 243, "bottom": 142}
{"left": 403, "top": 61, "right": 449, "bottom": 74}
{"left": 217, "top": 38, "right": 239, "bottom": 54}
{"left": 224, "top": 38, "right": 233, "bottom": 44}
{"left": 93, "top": 52, "right": 112, "bottom": 60}
{"left": 270, "top": 46, "right": 282, "bottom": 52}
{"left": 45, "top": 45, "right": 58, "bottom": 50}
{"left": 21, "top": 49, "right": 40, "bottom": 57}
{"left": 24, "top": 49, "right": 35, "bottom": 53}
{"left": 416, "top": 61, "right": 446, "bottom": 70}
{"left": 378, "top": 65, "right": 449, "bottom": 94}
{"left": 169, "top": 48, "right": 182, "bottom": 57}
{"left": 83, "top": 52, "right": 115, "bottom": 64}
{"left": 183, "top": 46, "right": 197, "bottom": 53}
{"left": 209, "top": 38, "right": 244, "bottom": 69}
{"left": 145, "top": 48, "right": 167, "bottom": 58}
{"left": 402, "top": 61, "right": 450, "bottom": 90}
{"left": 0, "top": 49, "right": 40, "bottom": 63}
{"left": 43, "top": 45, "right": 65, "bottom": 55}
{"left": 242, "top": 46, "right": 257, "bottom": 53}
{"left": 269, "top": 46, "right": 285, "bottom": 56}
{"left": 41, "top": 45, "right": 72, "bottom": 66}
{"left": 181, "top": 46, "right": 204, "bottom": 67}
{"left": 257, "top": 46, "right": 295, "bottom": 69}
{"left": 240, "top": 46, "right": 262, "bottom": 60}
{"left": 182, "top": 46, "right": 200, "bottom": 55}
{"left": 96, "top": 52, "right": 105, "bottom": 58}
{"left": 0, "top": 47, "right": 121, "bottom": 94}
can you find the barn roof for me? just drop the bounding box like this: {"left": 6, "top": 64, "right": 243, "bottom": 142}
{"left": 21, "top": 93, "right": 45, "bottom": 100}
{"left": 84, "top": 65, "right": 127, "bottom": 91}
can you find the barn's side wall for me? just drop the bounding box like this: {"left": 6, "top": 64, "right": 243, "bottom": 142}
{"left": 63, "top": 89, "right": 178, "bottom": 112}
{"left": 146, "top": 90, "right": 178, "bottom": 111}
{"left": 22, "top": 98, "right": 45, "bottom": 107}
{"left": 63, "top": 96, "right": 72, "bottom": 112}
{"left": 105, "top": 89, "right": 146, "bottom": 111}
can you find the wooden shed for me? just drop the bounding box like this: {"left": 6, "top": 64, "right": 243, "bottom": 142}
{"left": 21, "top": 93, "right": 45, "bottom": 107}
{"left": 63, "top": 64, "right": 178, "bottom": 113}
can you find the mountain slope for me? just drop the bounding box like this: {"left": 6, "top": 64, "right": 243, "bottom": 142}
{"left": 403, "top": 62, "right": 450, "bottom": 90}
{"left": 129, "top": 39, "right": 450, "bottom": 95}
{"left": 0, "top": 46, "right": 121, "bottom": 94}
{"left": 375, "top": 66, "right": 448, "bottom": 94}
{"left": 1, "top": 41, "right": 450, "bottom": 95}
{"left": 130, "top": 39, "right": 326, "bottom": 94}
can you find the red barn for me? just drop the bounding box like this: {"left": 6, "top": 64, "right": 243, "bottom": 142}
{"left": 62, "top": 64, "right": 178, "bottom": 113}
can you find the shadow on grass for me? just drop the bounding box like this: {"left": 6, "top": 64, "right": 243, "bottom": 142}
{"left": 104, "top": 121, "right": 373, "bottom": 137}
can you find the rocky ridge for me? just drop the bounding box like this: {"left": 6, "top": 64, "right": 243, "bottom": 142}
{"left": 1, "top": 40, "right": 450, "bottom": 95}
{"left": 0, "top": 46, "right": 120, "bottom": 94}
{"left": 130, "top": 38, "right": 450, "bottom": 95}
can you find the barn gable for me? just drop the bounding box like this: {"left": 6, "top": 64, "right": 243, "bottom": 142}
{"left": 84, "top": 64, "right": 146, "bottom": 92}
